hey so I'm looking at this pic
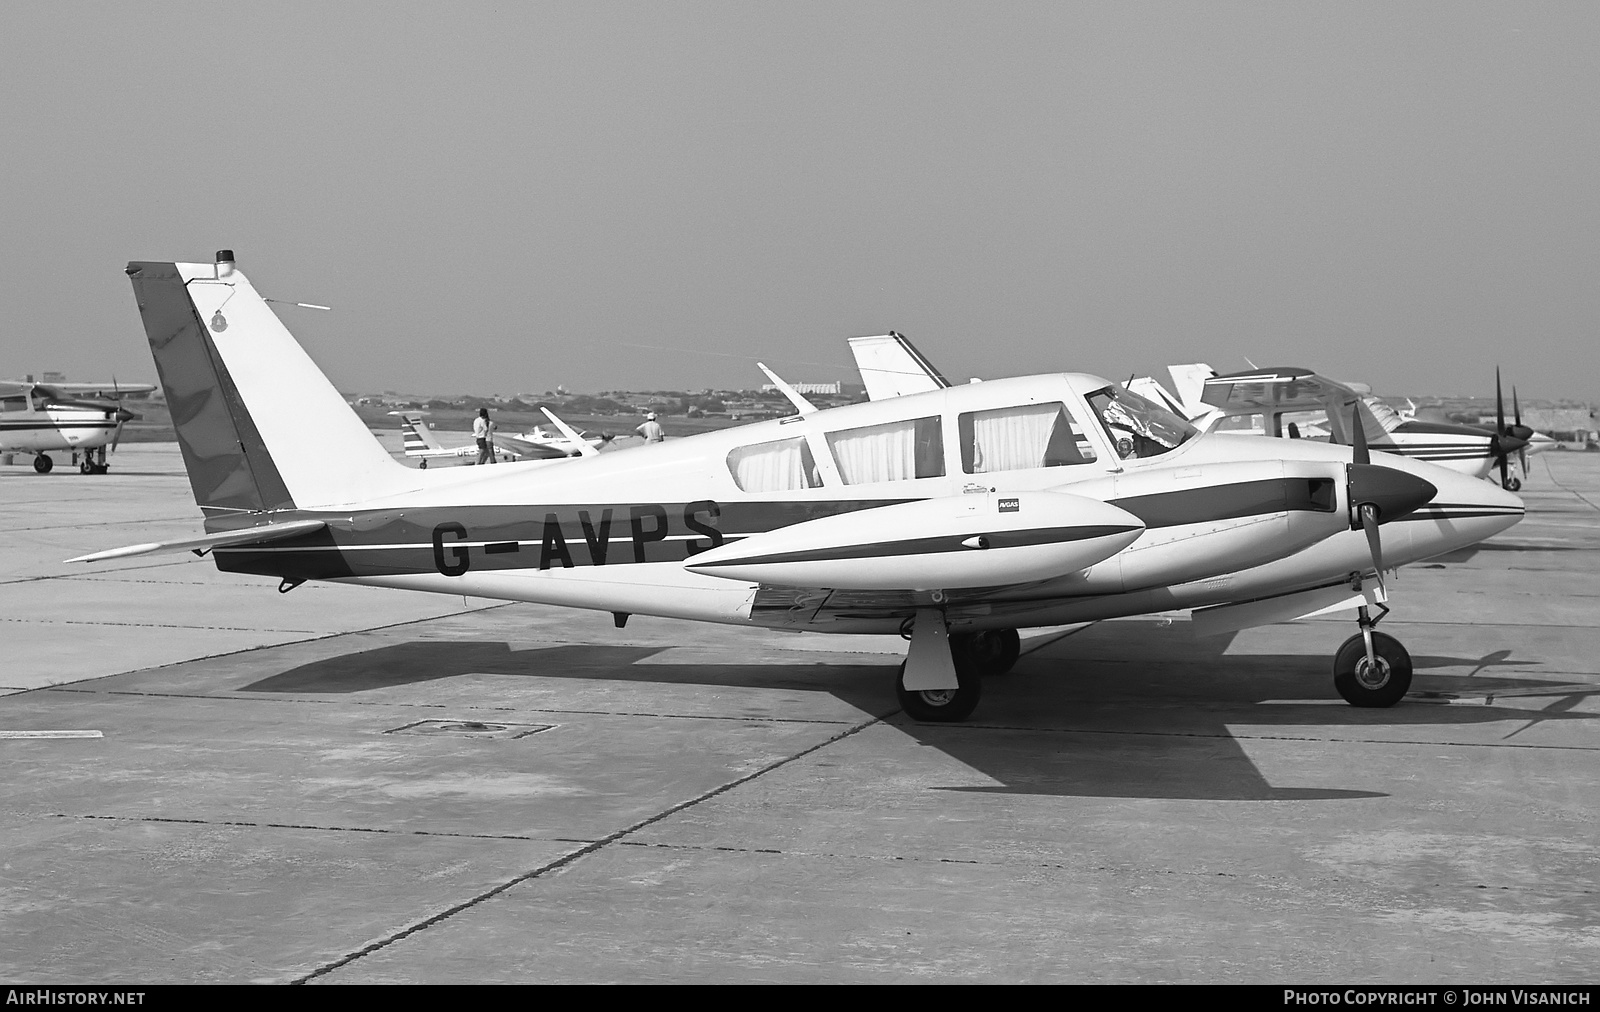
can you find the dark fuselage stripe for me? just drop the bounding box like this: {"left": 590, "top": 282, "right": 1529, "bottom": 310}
{"left": 690, "top": 525, "right": 1142, "bottom": 569}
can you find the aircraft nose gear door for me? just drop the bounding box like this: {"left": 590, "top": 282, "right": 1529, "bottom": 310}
{"left": 897, "top": 607, "right": 982, "bottom": 722}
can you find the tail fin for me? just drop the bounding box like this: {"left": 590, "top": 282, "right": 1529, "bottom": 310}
{"left": 396, "top": 413, "right": 446, "bottom": 453}
{"left": 1166, "top": 363, "right": 1217, "bottom": 420}
{"left": 126, "top": 253, "right": 410, "bottom": 512}
{"left": 1126, "top": 375, "right": 1185, "bottom": 416}
{"left": 847, "top": 332, "right": 951, "bottom": 401}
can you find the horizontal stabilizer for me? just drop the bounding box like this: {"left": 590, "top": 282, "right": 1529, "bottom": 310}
{"left": 66, "top": 519, "right": 327, "bottom": 564}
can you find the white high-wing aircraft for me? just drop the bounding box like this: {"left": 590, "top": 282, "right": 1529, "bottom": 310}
{"left": 0, "top": 380, "right": 144, "bottom": 473}
{"left": 394, "top": 411, "right": 608, "bottom": 467}
{"left": 1162, "top": 365, "right": 1538, "bottom": 488}
{"left": 75, "top": 253, "right": 1524, "bottom": 722}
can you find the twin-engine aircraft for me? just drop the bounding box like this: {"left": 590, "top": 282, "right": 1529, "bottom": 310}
{"left": 0, "top": 380, "right": 146, "bottom": 473}
{"left": 75, "top": 253, "right": 1524, "bottom": 722}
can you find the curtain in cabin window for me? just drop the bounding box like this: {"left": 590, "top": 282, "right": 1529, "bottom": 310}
{"left": 959, "top": 403, "right": 1094, "bottom": 473}
{"left": 825, "top": 417, "right": 944, "bottom": 484}
{"left": 726, "top": 437, "right": 819, "bottom": 492}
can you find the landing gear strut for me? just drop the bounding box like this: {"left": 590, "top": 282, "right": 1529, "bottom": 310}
{"left": 1332, "top": 594, "right": 1412, "bottom": 707}
{"left": 75, "top": 447, "right": 110, "bottom": 475}
{"left": 895, "top": 608, "right": 984, "bottom": 722}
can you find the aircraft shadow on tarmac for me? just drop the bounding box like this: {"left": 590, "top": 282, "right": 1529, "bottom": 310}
{"left": 237, "top": 621, "right": 1596, "bottom": 803}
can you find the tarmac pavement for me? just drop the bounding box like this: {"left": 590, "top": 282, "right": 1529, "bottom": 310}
{"left": 1, "top": 444, "right": 1595, "bottom": 983}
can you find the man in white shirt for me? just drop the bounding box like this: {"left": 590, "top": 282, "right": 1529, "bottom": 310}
{"left": 473, "top": 408, "right": 497, "bottom": 464}
{"left": 635, "top": 412, "right": 665, "bottom": 444}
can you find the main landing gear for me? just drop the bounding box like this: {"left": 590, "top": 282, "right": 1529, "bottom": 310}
{"left": 1332, "top": 583, "right": 1413, "bottom": 707}
{"left": 33, "top": 453, "right": 53, "bottom": 473}
{"left": 895, "top": 611, "right": 1020, "bottom": 722}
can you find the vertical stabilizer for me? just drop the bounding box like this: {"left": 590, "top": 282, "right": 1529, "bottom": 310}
{"left": 847, "top": 332, "right": 952, "bottom": 401}
{"left": 126, "top": 253, "right": 409, "bottom": 512}
{"left": 1166, "top": 363, "right": 1217, "bottom": 419}
{"left": 397, "top": 413, "right": 446, "bottom": 453}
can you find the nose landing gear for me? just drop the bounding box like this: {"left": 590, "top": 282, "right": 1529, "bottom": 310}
{"left": 1332, "top": 582, "right": 1412, "bottom": 707}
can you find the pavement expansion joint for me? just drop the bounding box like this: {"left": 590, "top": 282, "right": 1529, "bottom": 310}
{"left": 893, "top": 720, "right": 1600, "bottom": 751}
{"left": 53, "top": 812, "right": 544, "bottom": 842}
{"left": 46, "top": 686, "right": 869, "bottom": 725}
{"left": 2, "top": 616, "right": 321, "bottom": 633}
{"left": 291, "top": 708, "right": 895, "bottom": 983}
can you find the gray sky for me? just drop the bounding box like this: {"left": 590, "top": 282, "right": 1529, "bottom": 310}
{"left": 3, "top": 2, "right": 1596, "bottom": 400}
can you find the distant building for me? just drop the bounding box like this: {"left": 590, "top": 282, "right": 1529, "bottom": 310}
{"left": 761, "top": 381, "right": 842, "bottom": 396}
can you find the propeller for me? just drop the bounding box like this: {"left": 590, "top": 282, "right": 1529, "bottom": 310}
{"left": 1346, "top": 404, "right": 1437, "bottom": 598}
{"left": 1513, "top": 385, "right": 1528, "bottom": 479}
{"left": 1488, "top": 367, "right": 1532, "bottom": 487}
{"left": 110, "top": 376, "right": 125, "bottom": 453}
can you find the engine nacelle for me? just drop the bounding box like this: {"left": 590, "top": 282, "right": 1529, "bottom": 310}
{"left": 1054, "top": 459, "right": 1346, "bottom": 593}
{"left": 686, "top": 491, "right": 1144, "bottom": 591}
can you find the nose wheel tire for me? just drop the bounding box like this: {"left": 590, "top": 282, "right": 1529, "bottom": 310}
{"left": 895, "top": 661, "right": 981, "bottom": 723}
{"left": 1333, "top": 631, "right": 1413, "bottom": 707}
{"left": 951, "top": 628, "right": 1021, "bottom": 676}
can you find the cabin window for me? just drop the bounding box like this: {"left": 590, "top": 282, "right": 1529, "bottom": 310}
{"left": 1216, "top": 412, "right": 1264, "bottom": 433}
{"left": 0, "top": 396, "right": 25, "bottom": 413}
{"left": 726, "top": 436, "right": 823, "bottom": 492}
{"left": 958, "top": 403, "right": 1096, "bottom": 473}
{"left": 825, "top": 416, "right": 944, "bottom": 484}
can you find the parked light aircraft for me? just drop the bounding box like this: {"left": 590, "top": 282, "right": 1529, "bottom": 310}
{"left": 75, "top": 253, "right": 1524, "bottom": 722}
{"left": 394, "top": 411, "right": 609, "bottom": 467}
{"left": 1162, "top": 365, "right": 1537, "bottom": 488}
{"left": 0, "top": 380, "right": 144, "bottom": 473}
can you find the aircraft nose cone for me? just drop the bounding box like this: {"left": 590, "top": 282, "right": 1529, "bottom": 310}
{"left": 1348, "top": 463, "right": 1437, "bottom": 524}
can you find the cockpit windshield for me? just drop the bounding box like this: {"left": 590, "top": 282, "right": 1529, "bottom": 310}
{"left": 1085, "top": 385, "right": 1197, "bottom": 460}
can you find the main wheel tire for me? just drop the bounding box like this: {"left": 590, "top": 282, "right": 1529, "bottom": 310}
{"left": 895, "top": 660, "right": 981, "bottom": 722}
{"left": 80, "top": 458, "right": 93, "bottom": 474}
{"left": 951, "top": 628, "right": 1021, "bottom": 676}
{"left": 1333, "top": 631, "right": 1413, "bottom": 707}
{"left": 33, "top": 454, "right": 52, "bottom": 474}
{"left": 418, "top": 458, "right": 428, "bottom": 469}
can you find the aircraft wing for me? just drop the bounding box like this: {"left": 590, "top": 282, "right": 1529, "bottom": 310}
{"left": 847, "top": 332, "right": 952, "bottom": 400}
{"left": 1200, "top": 367, "right": 1359, "bottom": 414}
{"left": 495, "top": 432, "right": 578, "bottom": 459}
{"left": 65, "top": 519, "right": 328, "bottom": 564}
{"left": 33, "top": 381, "right": 157, "bottom": 398}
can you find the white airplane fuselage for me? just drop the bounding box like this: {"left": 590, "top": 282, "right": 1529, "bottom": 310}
{"left": 201, "top": 369, "right": 1520, "bottom": 636}
{"left": 0, "top": 398, "right": 123, "bottom": 454}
